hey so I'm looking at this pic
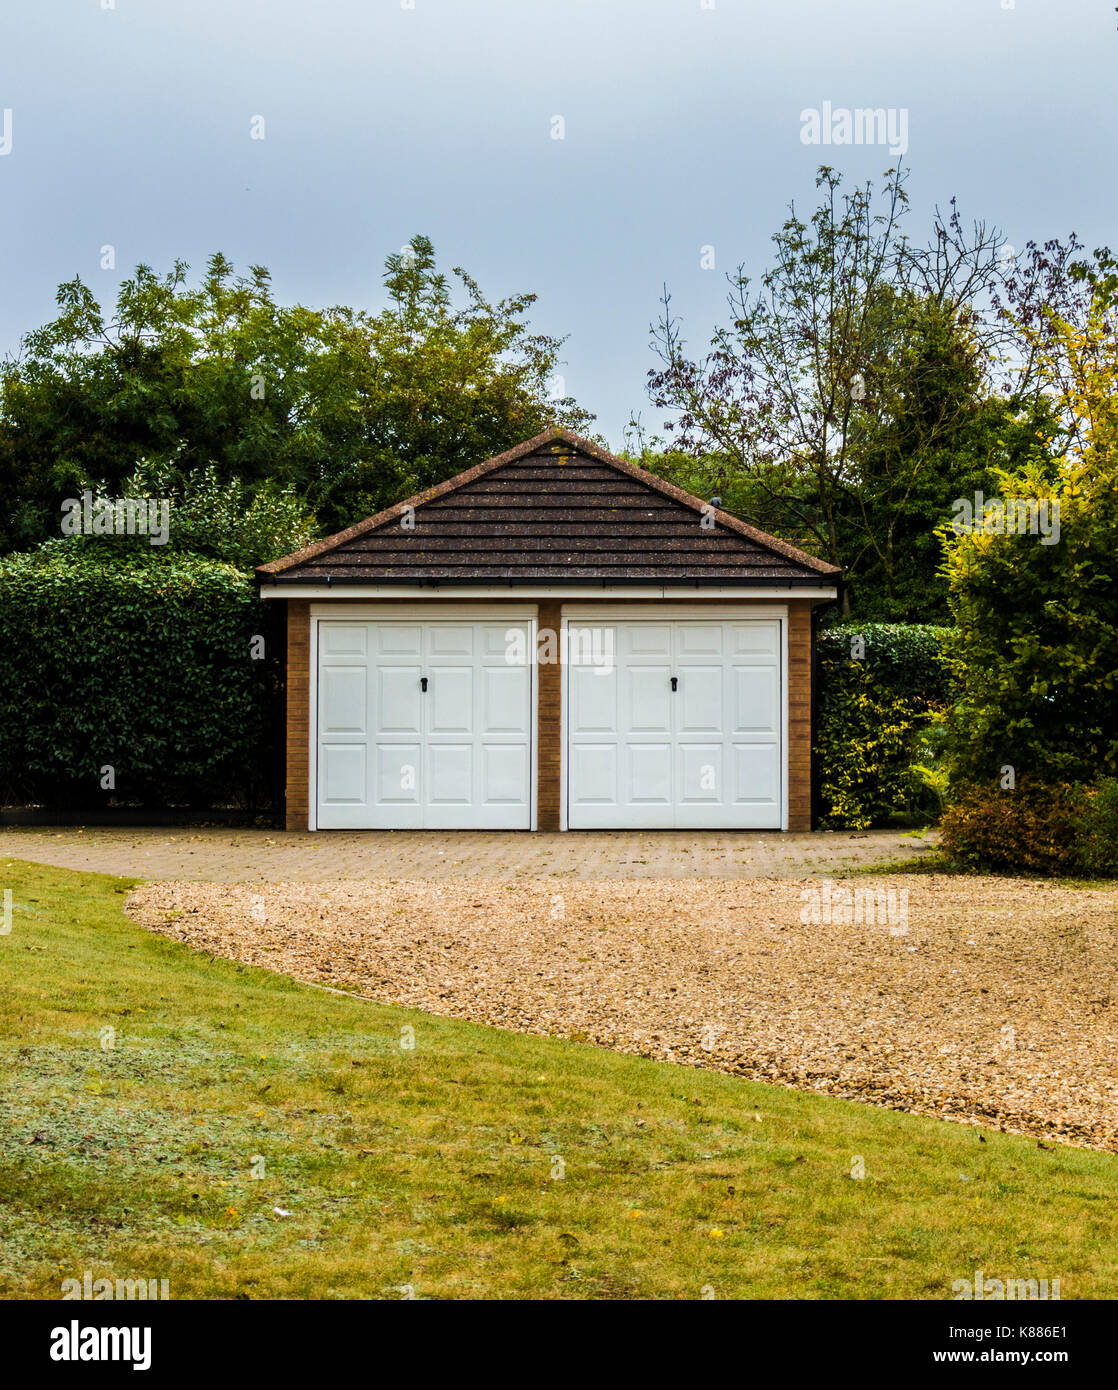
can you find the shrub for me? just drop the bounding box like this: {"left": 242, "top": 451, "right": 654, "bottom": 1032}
{"left": 0, "top": 546, "right": 283, "bottom": 809}
{"left": 61, "top": 458, "right": 319, "bottom": 571}
{"left": 938, "top": 783, "right": 1083, "bottom": 874}
{"left": 939, "top": 778, "right": 1118, "bottom": 877}
{"left": 815, "top": 623, "right": 953, "bottom": 829}
{"left": 1073, "top": 780, "right": 1118, "bottom": 876}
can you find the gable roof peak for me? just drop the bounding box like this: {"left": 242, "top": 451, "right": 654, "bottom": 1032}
{"left": 256, "top": 426, "right": 841, "bottom": 580}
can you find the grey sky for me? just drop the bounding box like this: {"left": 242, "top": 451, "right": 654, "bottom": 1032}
{"left": 2, "top": 0, "right": 1114, "bottom": 448}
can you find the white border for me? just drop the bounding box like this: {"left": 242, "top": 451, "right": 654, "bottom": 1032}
{"left": 309, "top": 609, "right": 538, "bottom": 832}
{"left": 559, "top": 605, "right": 789, "bottom": 832}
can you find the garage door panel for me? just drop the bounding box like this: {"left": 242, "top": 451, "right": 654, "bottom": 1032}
{"left": 483, "top": 745, "right": 529, "bottom": 805}
{"left": 624, "top": 624, "right": 672, "bottom": 658}
{"left": 318, "top": 620, "right": 531, "bottom": 830}
{"left": 321, "top": 666, "right": 367, "bottom": 733}
{"left": 484, "top": 667, "right": 530, "bottom": 734}
{"left": 571, "top": 663, "right": 617, "bottom": 734}
{"left": 678, "top": 744, "right": 723, "bottom": 803}
{"left": 677, "top": 625, "right": 723, "bottom": 658}
{"left": 321, "top": 744, "right": 366, "bottom": 804}
{"left": 570, "top": 743, "right": 616, "bottom": 805}
{"left": 428, "top": 625, "right": 474, "bottom": 658}
{"left": 628, "top": 743, "right": 672, "bottom": 802}
{"left": 732, "top": 743, "right": 780, "bottom": 805}
{"left": 427, "top": 744, "right": 473, "bottom": 804}
{"left": 376, "top": 625, "right": 422, "bottom": 657}
{"left": 731, "top": 621, "right": 780, "bottom": 657}
{"left": 625, "top": 666, "right": 671, "bottom": 733}
{"left": 483, "top": 625, "right": 519, "bottom": 660}
{"left": 377, "top": 667, "right": 422, "bottom": 734}
{"left": 374, "top": 745, "right": 421, "bottom": 804}
{"left": 429, "top": 667, "right": 473, "bottom": 733}
{"left": 677, "top": 667, "right": 722, "bottom": 732}
{"left": 322, "top": 624, "right": 367, "bottom": 657}
{"left": 733, "top": 666, "right": 780, "bottom": 734}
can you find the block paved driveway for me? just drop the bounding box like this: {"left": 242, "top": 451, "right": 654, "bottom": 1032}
{"left": 0, "top": 825, "right": 933, "bottom": 882}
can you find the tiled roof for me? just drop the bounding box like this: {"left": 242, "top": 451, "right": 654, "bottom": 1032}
{"left": 257, "top": 427, "right": 841, "bottom": 584}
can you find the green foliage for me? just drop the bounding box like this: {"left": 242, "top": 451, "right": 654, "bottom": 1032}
{"left": 631, "top": 394, "right": 1048, "bottom": 624}
{"left": 644, "top": 166, "right": 1046, "bottom": 621}
{"left": 51, "top": 459, "right": 319, "bottom": 570}
{"left": 0, "top": 238, "right": 593, "bottom": 552}
{"left": 0, "top": 547, "right": 282, "bottom": 808}
{"left": 938, "top": 780, "right": 1118, "bottom": 877}
{"left": 941, "top": 463, "right": 1118, "bottom": 788}
{"left": 903, "top": 714, "right": 952, "bottom": 822}
{"left": 1074, "top": 780, "right": 1118, "bottom": 876}
{"left": 941, "top": 272, "right": 1118, "bottom": 791}
{"left": 815, "top": 623, "right": 953, "bottom": 829}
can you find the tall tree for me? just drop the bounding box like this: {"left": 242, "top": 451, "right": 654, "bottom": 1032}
{"left": 646, "top": 166, "right": 1036, "bottom": 617}
{"left": 942, "top": 250, "right": 1118, "bottom": 788}
{"left": 0, "top": 237, "right": 592, "bottom": 552}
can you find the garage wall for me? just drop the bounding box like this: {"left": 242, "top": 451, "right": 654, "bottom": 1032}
{"left": 284, "top": 595, "right": 819, "bottom": 832}
{"left": 787, "top": 598, "right": 813, "bottom": 832}
{"left": 537, "top": 600, "right": 562, "bottom": 831}
{"left": 285, "top": 600, "right": 311, "bottom": 832}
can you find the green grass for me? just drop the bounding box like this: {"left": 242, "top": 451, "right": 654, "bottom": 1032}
{"left": 2, "top": 858, "right": 1117, "bottom": 1300}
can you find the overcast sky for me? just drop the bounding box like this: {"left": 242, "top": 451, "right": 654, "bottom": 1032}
{"left": 2, "top": 0, "right": 1114, "bottom": 448}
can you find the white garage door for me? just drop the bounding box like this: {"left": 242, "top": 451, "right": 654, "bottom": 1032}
{"left": 567, "top": 620, "right": 783, "bottom": 830}
{"left": 316, "top": 621, "right": 532, "bottom": 829}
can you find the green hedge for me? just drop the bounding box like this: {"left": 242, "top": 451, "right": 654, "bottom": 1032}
{"left": 0, "top": 547, "right": 283, "bottom": 809}
{"left": 815, "top": 623, "right": 953, "bottom": 829}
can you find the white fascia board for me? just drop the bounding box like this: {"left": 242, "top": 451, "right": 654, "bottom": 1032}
{"left": 261, "top": 584, "right": 838, "bottom": 602}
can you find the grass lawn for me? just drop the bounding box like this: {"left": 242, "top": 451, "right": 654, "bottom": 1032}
{"left": 2, "top": 857, "right": 1117, "bottom": 1300}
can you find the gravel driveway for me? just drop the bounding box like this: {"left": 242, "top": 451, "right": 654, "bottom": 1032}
{"left": 127, "top": 874, "right": 1118, "bottom": 1152}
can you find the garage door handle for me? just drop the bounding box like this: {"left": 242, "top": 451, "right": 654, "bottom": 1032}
{"left": 670, "top": 676, "right": 678, "bottom": 692}
{"left": 420, "top": 676, "right": 428, "bottom": 693}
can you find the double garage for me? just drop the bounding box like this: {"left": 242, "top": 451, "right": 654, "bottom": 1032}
{"left": 313, "top": 609, "right": 783, "bottom": 831}
{"left": 258, "top": 429, "right": 840, "bottom": 833}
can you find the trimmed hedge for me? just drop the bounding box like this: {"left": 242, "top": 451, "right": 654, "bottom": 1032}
{"left": 815, "top": 623, "right": 953, "bottom": 829}
{"left": 0, "top": 547, "right": 283, "bottom": 809}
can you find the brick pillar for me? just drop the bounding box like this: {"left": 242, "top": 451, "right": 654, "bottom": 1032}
{"left": 536, "top": 601, "right": 562, "bottom": 831}
{"left": 786, "top": 600, "right": 813, "bottom": 831}
{"left": 285, "top": 601, "right": 311, "bottom": 831}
